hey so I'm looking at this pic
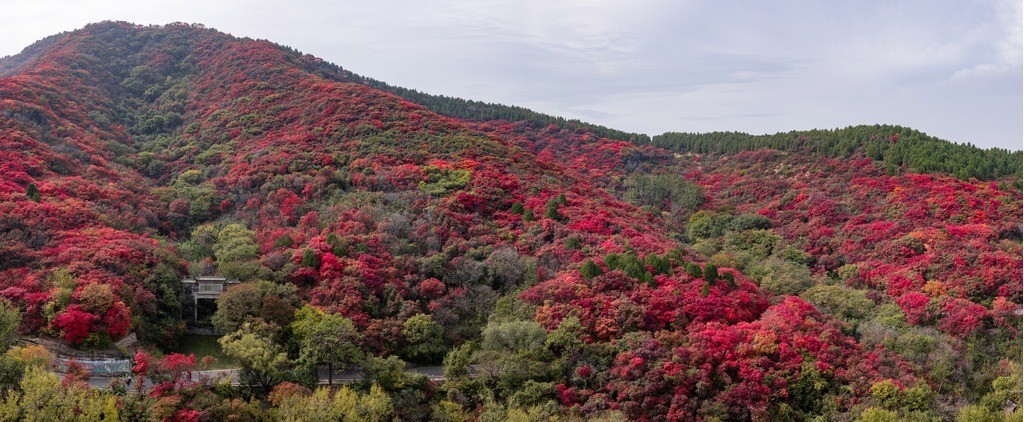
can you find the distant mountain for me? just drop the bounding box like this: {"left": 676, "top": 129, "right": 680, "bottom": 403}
{"left": 0, "top": 21, "right": 1018, "bottom": 420}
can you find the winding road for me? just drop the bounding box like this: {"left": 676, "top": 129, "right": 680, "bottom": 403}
{"left": 79, "top": 365, "right": 447, "bottom": 390}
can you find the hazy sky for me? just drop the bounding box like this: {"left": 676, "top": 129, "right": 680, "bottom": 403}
{"left": 1, "top": 0, "right": 1021, "bottom": 150}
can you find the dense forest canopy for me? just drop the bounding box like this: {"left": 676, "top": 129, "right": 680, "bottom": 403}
{"left": 653, "top": 126, "right": 1023, "bottom": 182}
{"left": 0, "top": 21, "right": 1018, "bottom": 421}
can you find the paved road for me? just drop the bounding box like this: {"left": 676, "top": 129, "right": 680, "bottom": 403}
{"left": 78, "top": 365, "right": 446, "bottom": 390}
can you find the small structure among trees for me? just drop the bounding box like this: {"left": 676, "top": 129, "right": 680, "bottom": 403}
{"left": 181, "top": 276, "right": 240, "bottom": 322}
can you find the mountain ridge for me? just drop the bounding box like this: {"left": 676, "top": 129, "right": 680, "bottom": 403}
{"left": 7, "top": 21, "right": 1014, "bottom": 182}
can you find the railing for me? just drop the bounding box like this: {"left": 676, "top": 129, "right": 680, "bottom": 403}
{"left": 198, "top": 284, "right": 223, "bottom": 293}
{"left": 54, "top": 357, "right": 132, "bottom": 375}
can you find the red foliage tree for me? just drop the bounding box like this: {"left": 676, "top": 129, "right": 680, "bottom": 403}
{"left": 52, "top": 305, "right": 98, "bottom": 345}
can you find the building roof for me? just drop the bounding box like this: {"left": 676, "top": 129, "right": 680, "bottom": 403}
{"left": 181, "top": 276, "right": 240, "bottom": 284}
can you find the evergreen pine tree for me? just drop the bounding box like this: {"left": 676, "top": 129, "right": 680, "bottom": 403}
{"left": 25, "top": 183, "right": 40, "bottom": 202}
{"left": 301, "top": 249, "right": 319, "bottom": 268}
{"left": 544, "top": 199, "right": 561, "bottom": 221}
{"left": 723, "top": 272, "right": 736, "bottom": 288}
{"left": 686, "top": 262, "right": 703, "bottom": 278}
{"left": 704, "top": 264, "right": 719, "bottom": 284}
{"left": 580, "top": 260, "right": 603, "bottom": 280}
{"left": 564, "top": 236, "right": 582, "bottom": 250}
{"left": 522, "top": 209, "right": 535, "bottom": 223}
{"left": 603, "top": 254, "right": 622, "bottom": 271}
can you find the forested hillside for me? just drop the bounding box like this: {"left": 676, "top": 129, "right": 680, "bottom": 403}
{"left": 0, "top": 21, "right": 1018, "bottom": 421}
{"left": 653, "top": 126, "right": 1022, "bottom": 182}
{"left": 287, "top": 51, "right": 652, "bottom": 146}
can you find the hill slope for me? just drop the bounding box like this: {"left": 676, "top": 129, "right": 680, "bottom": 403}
{"left": 653, "top": 126, "right": 1023, "bottom": 182}
{"left": 0, "top": 21, "right": 1019, "bottom": 420}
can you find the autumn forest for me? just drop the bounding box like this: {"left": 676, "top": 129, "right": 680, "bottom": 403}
{"left": 0, "top": 22, "right": 1019, "bottom": 421}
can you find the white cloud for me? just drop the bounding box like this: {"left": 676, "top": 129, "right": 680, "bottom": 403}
{"left": 952, "top": 63, "right": 1014, "bottom": 81}
{"left": 944, "top": 0, "right": 1021, "bottom": 84}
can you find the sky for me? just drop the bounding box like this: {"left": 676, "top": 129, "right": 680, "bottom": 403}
{"left": 1, "top": 0, "right": 1021, "bottom": 150}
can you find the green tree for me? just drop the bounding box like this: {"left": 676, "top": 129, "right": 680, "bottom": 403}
{"left": 24, "top": 183, "right": 40, "bottom": 202}
{"left": 212, "top": 280, "right": 299, "bottom": 333}
{"left": 481, "top": 320, "right": 547, "bottom": 352}
{"left": 722, "top": 272, "right": 736, "bottom": 288}
{"left": 645, "top": 254, "right": 672, "bottom": 276}
{"left": 0, "top": 299, "right": 21, "bottom": 351}
{"left": 291, "top": 306, "right": 361, "bottom": 386}
{"left": 954, "top": 406, "right": 991, "bottom": 422}
{"left": 751, "top": 257, "right": 815, "bottom": 295}
{"left": 0, "top": 366, "right": 114, "bottom": 421}
{"left": 802, "top": 285, "right": 873, "bottom": 325}
{"left": 521, "top": 209, "right": 535, "bottom": 223}
{"left": 0, "top": 357, "right": 25, "bottom": 393}
{"left": 580, "top": 260, "right": 603, "bottom": 280}
{"left": 214, "top": 223, "right": 260, "bottom": 279}
{"left": 618, "top": 253, "right": 652, "bottom": 283}
{"left": 443, "top": 342, "right": 476, "bottom": 379}
{"left": 729, "top": 213, "right": 771, "bottom": 231}
{"left": 419, "top": 167, "right": 471, "bottom": 196}
{"left": 211, "top": 283, "right": 263, "bottom": 333}
{"left": 475, "top": 320, "right": 552, "bottom": 399}
{"left": 0, "top": 345, "right": 53, "bottom": 392}
{"left": 703, "top": 264, "right": 719, "bottom": 284}
{"left": 186, "top": 184, "right": 217, "bottom": 222}
{"left": 401, "top": 314, "right": 448, "bottom": 364}
{"left": 361, "top": 356, "right": 407, "bottom": 391}
{"left": 75, "top": 283, "right": 115, "bottom": 315}
{"left": 508, "top": 380, "right": 555, "bottom": 408}
{"left": 788, "top": 361, "right": 832, "bottom": 415}
{"left": 274, "top": 235, "right": 294, "bottom": 248}
{"left": 273, "top": 386, "right": 360, "bottom": 421}
{"left": 220, "top": 324, "right": 290, "bottom": 396}
{"left": 485, "top": 246, "right": 535, "bottom": 292}
{"left": 603, "top": 253, "right": 622, "bottom": 271}
{"left": 563, "top": 236, "right": 582, "bottom": 250}
{"left": 355, "top": 384, "right": 395, "bottom": 422}
{"left": 723, "top": 229, "right": 780, "bottom": 260}
{"left": 300, "top": 249, "right": 319, "bottom": 268}
{"left": 685, "top": 262, "right": 703, "bottom": 278}
{"left": 687, "top": 211, "right": 733, "bottom": 239}
{"left": 544, "top": 317, "right": 584, "bottom": 356}
{"left": 543, "top": 200, "right": 561, "bottom": 221}
{"left": 623, "top": 173, "right": 705, "bottom": 213}
{"left": 975, "top": 366, "right": 1023, "bottom": 420}
{"left": 858, "top": 407, "right": 900, "bottom": 422}
{"left": 432, "top": 400, "right": 470, "bottom": 422}
{"left": 182, "top": 223, "right": 218, "bottom": 261}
